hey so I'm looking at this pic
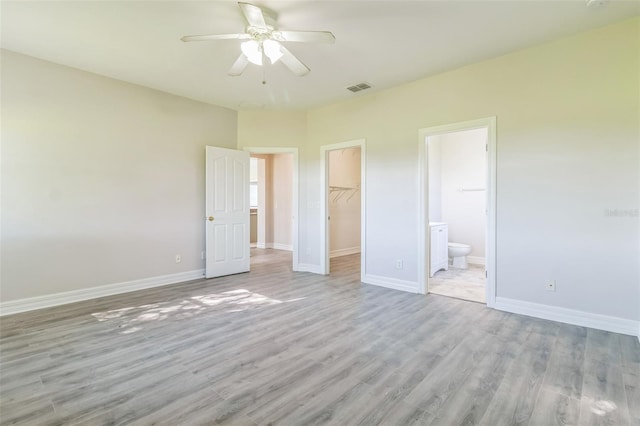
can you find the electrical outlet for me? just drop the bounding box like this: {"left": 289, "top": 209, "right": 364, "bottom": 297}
{"left": 546, "top": 280, "right": 556, "bottom": 292}
{"left": 175, "top": 254, "right": 181, "bottom": 263}
{"left": 396, "top": 259, "right": 403, "bottom": 270}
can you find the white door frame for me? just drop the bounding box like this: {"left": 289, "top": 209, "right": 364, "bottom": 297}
{"left": 417, "top": 117, "right": 497, "bottom": 307}
{"left": 320, "top": 139, "right": 366, "bottom": 280}
{"left": 243, "top": 147, "right": 299, "bottom": 270}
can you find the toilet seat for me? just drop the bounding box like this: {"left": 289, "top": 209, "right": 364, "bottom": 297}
{"left": 448, "top": 242, "right": 470, "bottom": 248}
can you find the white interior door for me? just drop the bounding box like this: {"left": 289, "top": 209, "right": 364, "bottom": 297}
{"left": 205, "top": 146, "right": 250, "bottom": 278}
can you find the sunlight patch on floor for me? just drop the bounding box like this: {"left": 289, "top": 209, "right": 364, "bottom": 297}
{"left": 92, "top": 288, "right": 304, "bottom": 334}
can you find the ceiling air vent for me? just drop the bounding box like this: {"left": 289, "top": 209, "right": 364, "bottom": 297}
{"left": 347, "top": 82, "right": 372, "bottom": 93}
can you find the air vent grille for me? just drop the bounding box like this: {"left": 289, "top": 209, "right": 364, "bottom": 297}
{"left": 347, "top": 82, "right": 372, "bottom": 93}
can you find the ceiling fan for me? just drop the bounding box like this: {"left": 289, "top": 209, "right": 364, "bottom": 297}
{"left": 181, "top": 2, "right": 335, "bottom": 77}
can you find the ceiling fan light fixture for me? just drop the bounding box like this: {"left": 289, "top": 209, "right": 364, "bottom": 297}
{"left": 241, "top": 40, "right": 262, "bottom": 65}
{"left": 182, "top": 2, "right": 331, "bottom": 77}
{"left": 263, "top": 39, "right": 283, "bottom": 64}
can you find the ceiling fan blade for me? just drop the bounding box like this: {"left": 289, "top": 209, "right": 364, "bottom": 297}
{"left": 181, "top": 34, "right": 249, "bottom": 42}
{"left": 239, "top": 2, "right": 267, "bottom": 29}
{"left": 274, "top": 30, "right": 335, "bottom": 44}
{"left": 228, "top": 54, "right": 249, "bottom": 76}
{"left": 278, "top": 45, "right": 310, "bottom": 77}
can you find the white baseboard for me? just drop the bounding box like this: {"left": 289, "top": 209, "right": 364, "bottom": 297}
{"left": 494, "top": 297, "right": 639, "bottom": 337}
{"left": 362, "top": 274, "right": 419, "bottom": 294}
{"left": 250, "top": 242, "right": 257, "bottom": 248}
{"left": 268, "top": 243, "right": 293, "bottom": 251}
{"left": 467, "top": 256, "right": 485, "bottom": 265}
{"left": 294, "top": 263, "right": 324, "bottom": 274}
{"left": 330, "top": 247, "right": 361, "bottom": 258}
{"left": 0, "top": 269, "right": 205, "bottom": 317}
{"left": 256, "top": 242, "right": 266, "bottom": 249}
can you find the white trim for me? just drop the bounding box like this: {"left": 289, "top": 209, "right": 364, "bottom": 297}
{"left": 466, "top": 256, "right": 486, "bottom": 265}
{"left": 0, "top": 269, "right": 205, "bottom": 316}
{"left": 268, "top": 243, "right": 293, "bottom": 251}
{"left": 243, "top": 147, "right": 299, "bottom": 272}
{"left": 320, "top": 139, "right": 366, "bottom": 282}
{"left": 362, "top": 274, "right": 419, "bottom": 294}
{"left": 418, "top": 117, "right": 497, "bottom": 308}
{"left": 294, "top": 263, "right": 324, "bottom": 274}
{"left": 494, "top": 297, "right": 639, "bottom": 337}
{"left": 330, "top": 247, "right": 361, "bottom": 258}
{"left": 256, "top": 242, "right": 267, "bottom": 249}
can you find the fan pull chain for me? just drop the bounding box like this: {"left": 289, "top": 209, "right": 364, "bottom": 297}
{"left": 262, "top": 66, "right": 267, "bottom": 85}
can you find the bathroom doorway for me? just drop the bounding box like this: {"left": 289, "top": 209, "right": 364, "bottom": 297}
{"left": 418, "top": 118, "right": 496, "bottom": 306}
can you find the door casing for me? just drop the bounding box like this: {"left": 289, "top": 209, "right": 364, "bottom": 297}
{"left": 320, "top": 139, "right": 366, "bottom": 279}
{"left": 243, "top": 147, "right": 300, "bottom": 270}
{"left": 417, "top": 117, "right": 497, "bottom": 307}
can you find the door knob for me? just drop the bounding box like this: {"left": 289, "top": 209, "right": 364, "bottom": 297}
{"left": 208, "top": 216, "right": 214, "bottom": 221}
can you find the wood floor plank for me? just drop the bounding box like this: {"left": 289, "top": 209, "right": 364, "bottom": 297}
{"left": 585, "top": 328, "right": 622, "bottom": 365}
{"left": 580, "top": 358, "right": 632, "bottom": 426}
{"left": 479, "top": 329, "right": 555, "bottom": 426}
{"left": 0, "top": 249, "right": 636, "bottom": 426}
{"left": 529, "top": 388, "right": 581, "bottom": 426}
{"left": 542, "top": 324, "right": 587, "bottom": 400}
{"left": 623, "top": 371, "right": 640, "bottom": 425}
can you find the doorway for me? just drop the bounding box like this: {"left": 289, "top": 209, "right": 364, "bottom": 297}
{"left": 418, "top": 118, "right": 496, "bottom": 307}
{"left": 320, "top": 139, "right": 366, "bottom": 280}
{"left": 244, "top": 147, "right": 299, "bottom": 270}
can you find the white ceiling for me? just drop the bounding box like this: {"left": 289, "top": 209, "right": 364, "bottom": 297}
{"left": 2, "top": 1, "right": 638, "bottom": 110}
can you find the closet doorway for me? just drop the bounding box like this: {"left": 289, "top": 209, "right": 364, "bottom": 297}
{"left": 320, "top": 139, "right": 366, "bottom": 280}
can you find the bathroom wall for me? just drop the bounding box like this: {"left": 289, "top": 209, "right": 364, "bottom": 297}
{"left": 430, "top": 128, "right": 487, "bottom": 261}
{"left": 329, "top": 147, "right": 361, "bottom": 257}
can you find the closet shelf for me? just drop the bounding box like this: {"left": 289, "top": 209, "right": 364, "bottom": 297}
{"left": 329, "top": 185, "right": 356, "bottom": 192}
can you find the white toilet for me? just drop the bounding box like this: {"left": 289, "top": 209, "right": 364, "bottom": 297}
{"left": 448, "top": 242, "right": 472, "bottom": 269}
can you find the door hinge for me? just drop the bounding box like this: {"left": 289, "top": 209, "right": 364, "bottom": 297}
{"left": 485, "top": 271, "right": 488, "bottom": 278}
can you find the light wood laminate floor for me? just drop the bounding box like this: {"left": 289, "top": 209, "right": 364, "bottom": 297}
{"left": 1, "top": 249, "right": 638, "bottom": 425}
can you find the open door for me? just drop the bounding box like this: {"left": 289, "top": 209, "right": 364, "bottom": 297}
{"left": 205, "top": 146, "right": 250, "bottom": 278}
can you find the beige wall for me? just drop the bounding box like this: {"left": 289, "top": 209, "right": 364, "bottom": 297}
{"left": 311, "top": 17, "right": 639, "bottom": 320}
{"left": 271, "top": 153, "right": 293, "bottom": 249}
{"left": 1, "top": 49, "right": 237, "bottom": 302}
{"left": 240, "top": 17, "right": 639, "bottom": 322}
{"left": 329, "top": 147, "right": 361, "bottom": 256}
